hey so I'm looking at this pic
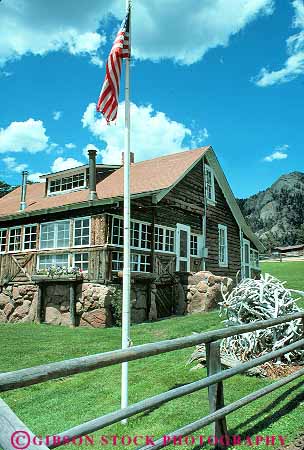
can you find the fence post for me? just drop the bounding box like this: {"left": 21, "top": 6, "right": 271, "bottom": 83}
{"left": 206, "top": 340, "right": 228, "bottom": 448}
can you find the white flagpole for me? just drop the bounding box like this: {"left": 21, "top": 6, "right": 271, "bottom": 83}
{"left": 121, "top": 0, "right": 131, "bottom": 423}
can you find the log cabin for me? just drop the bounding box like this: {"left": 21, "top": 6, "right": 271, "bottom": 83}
{"left": 0, "top": 146, "right": 263, "bottom": 327}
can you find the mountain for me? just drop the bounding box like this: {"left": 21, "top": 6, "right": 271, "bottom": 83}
{"left": 238, "top": 172, "right": 304, "bottom": 251}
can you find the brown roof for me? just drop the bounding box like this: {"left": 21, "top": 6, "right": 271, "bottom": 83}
{"left": 274, "top": 244, "right": 304, "bottom": 252}
{"left": 0, "top": 147, "right": 209, "bottom": 219}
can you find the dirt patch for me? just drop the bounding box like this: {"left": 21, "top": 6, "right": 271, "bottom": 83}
{"left": 276, "top": 433, "right": 304, "bottom": 450}
{"left": 261, "top": 363, "right": 303, "bottom": 379}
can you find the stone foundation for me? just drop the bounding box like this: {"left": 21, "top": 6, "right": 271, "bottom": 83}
{"left": 0, "top": 281, "right": 149, "bottom": 328}
{"left": 0, "top": 272, "right": 233, "bottom": 327}
{"left": 0, "top": 284, "right": 38, "bottom": 323}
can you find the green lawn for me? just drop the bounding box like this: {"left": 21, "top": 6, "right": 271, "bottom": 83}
{"left": 261, "top": 260, "right": 304, "bottom": 308}
{"left": 1, "top": 310, "right": 303, "bottom": 449}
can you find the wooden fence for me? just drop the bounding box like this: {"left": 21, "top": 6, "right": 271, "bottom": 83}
{"left": 0, "top": 312, "right": 304, "bottom": 450}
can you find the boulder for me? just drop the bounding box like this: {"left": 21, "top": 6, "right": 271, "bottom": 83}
{"left": 12, "top": 286, "right": 21, "bottom": 299}
{"left": 28, "top": 294, "right": 38, "bottom": 322}
{"left": 45, "top": 307, "right": 62, "bottom": 325}
{"left": 9, "top": 300, "right": 31, "bottom": 322}
{"left": 0, "top": 310, "right": 7, "bottom": 323}
{"left": 80, "top": 308, "right": 109, "bottom": 328}
{"left": 187, "top": 271, "right": 213, "bottom": 286}
{"left": 185, "top": 271, "right": 233, "bottom": 314}
{"left": 4, "top": 303, "right": 14, "bottom": 318}
{"left": 61, "top": 312, "right": 71, "bottom": 326}
{"left": 0, "top": 293, "right": 10, "bottom": 308}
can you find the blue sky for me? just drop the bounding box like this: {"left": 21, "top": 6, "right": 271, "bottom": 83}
{"left": 0, "top": 0, "right": 303, "bottom": 198}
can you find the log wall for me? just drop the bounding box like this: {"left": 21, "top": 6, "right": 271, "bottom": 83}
{"left": 205, "top": 176, "right": 241, "bottom": 279}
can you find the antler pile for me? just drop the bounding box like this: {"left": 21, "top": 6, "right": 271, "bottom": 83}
{"left": 190, "top": 274, "right": 304, "bottom": 371}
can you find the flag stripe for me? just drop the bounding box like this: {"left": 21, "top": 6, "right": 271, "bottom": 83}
{"left": 96, "top": 9, "right": 130, "bottom": 123}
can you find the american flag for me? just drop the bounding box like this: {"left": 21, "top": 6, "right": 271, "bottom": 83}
{"left": 96, "top": 9, "right": 130, "bottom": 123}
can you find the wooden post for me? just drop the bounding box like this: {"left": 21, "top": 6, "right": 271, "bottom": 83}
{"left": 206, "top": 340, "right": 228, "bottom": 448}
{"left": 69, "top": 283, "right": 76, "bottom": 328}
{"left": 36, "top": 284, "right": 43, "bottom": 324}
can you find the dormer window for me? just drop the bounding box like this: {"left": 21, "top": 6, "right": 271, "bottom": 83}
{"left": 48, "top": 172, "right": 86, "bottom": 195}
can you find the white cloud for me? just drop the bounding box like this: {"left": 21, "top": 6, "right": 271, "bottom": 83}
{"left": 0, "top": 0, "right": 273, "bottom": 67}
{"left": 128, "top": 0, "right": 274, "bottom": 65}
{"left": 82, "top": 143, "right": 100, "bottom": 159}
{"left": 51, "top": 157, "right": 83, "bottom": 173}
{"left": 255, "top": 0, "right": 304, "bottom": 86}
{"left": 65, "top": 142, "right": 76, "bottom": 149}
{"left": 28, "top": 172, "right": 44, "bottom": 183}
{"left": 0, "top": 1, "right": 107, "bottom": 67}
{"left": 82, "top": 102, "right": 208, "bottom": 164}
{"left": 53, "top": 111, "right": 62, "bottom": 121}
{"left": 263, "top": 151, "right": 288, "bottom": 162}
{"left": 2, "top": 156, "right": 28, "bottom": 174}
{"left": 0, "top": 119, "right": 49, "bottom": 153}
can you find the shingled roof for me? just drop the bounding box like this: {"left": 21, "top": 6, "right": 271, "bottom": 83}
{"left": 0, "top": 147, "right": 210, "bottom": 218}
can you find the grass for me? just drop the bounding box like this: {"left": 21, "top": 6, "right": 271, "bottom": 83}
{"left": 1, "top": 307, "right": 303, "bottom": 450}
{"left": 261, "top": 260, "right": 304, "bottom": 308}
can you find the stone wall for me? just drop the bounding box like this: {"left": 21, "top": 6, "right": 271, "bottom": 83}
{"left": 0, "top": 284, "right": 38, "bottom": 323}
{"left": 0, "top": 281, "right": 149, "bottom": 327}
{"left": 0, "top": 272, "right": 232, "bottom": 327}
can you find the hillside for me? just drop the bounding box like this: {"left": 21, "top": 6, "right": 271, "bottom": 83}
{"left": 238, "top": 172, "right": 304, "bottom": 251}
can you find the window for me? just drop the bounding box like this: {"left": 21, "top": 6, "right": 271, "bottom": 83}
{"left": 112, "top": 251, "right": 124, "bottom": 271}
{"left": 49, "top": 172, "right": 85, "bottom": 194}
{"left": 110, "top": 216, "right": 151, "bottom": 250}
{"left": 155, "top": 226, "right": 175, "bottom": 253}
{"left": 218, "top": 224, "right": 228, "bottom": 267}
{"left": 111, "top": 217, "right": 124, "bottom": 246}
{"left": 131, "top": 222, "right": 151, "bottom": 249}
{"left": 205, "top": 164, "right": 215, "bottom": 204}
{"left": 131, "top": 253, "right": 151, "bottom": 272}
{"left": 0, "top": 229, "right": 7, "bottom": 253}
{"left": 38, "top": 254, "right": 69, "bottom": 270}
{"left": 74, "top": 217, "right": 90, "bottom": 246}
{"left": 8, "top": 228, "right": 22, "bottom": 252}
{"left": 190, "top": 234, "right": 198, "bottom": 256}
{"left": 23, "top": 225, "right": 37, "bottom": 250}
{"left": 250, "top": 249, "right": 260, "bottom": 270}
{"left": 112, "top": 251, "right": 151, "bottom": 273}
{"left": 40, "top": 220, "right": 70, "bottom": 249}
{"left": 74, "top": 253, "right": 89, "bottom": 271}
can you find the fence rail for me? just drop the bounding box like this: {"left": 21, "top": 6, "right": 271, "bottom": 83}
{"left": 0, "top": 311, "right": 303, "bottom": 450}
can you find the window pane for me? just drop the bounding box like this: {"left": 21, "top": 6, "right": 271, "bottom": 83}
{"left": 74, "top": 252, "right": 89, "bottom": 271}
{"left": 180, "top": 230, "right": 188, "bottom": 258}
{"left": 9, "top": 228, "right": 21, "bottom": 252}
{"left": 112, "top": 251, "right": 123, "bottom": 271}
{"left": 190, "top": 235, "right": 198, "bottom": 256}
{"left": 39, "top": 253, "right": 69, "bottom": 269}
{"left": 0, "top": 229, "right": 7, "bottom": 252}
{"left": 23, "top": 225, "right": 37, "bottom": 250}
{"left": 112, "top": 217, "right": 123, "bottom": 246}
{"left": 74, "top": 218, "right": 90, "bottom": 246}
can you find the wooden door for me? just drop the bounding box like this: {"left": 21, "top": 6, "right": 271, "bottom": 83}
{"left": 155, "top": 283, "right": 175, "bottom": 318}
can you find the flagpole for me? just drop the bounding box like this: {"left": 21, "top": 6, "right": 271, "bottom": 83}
{"left": 121, "top": 0, "right": 131, "bottom": 423}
